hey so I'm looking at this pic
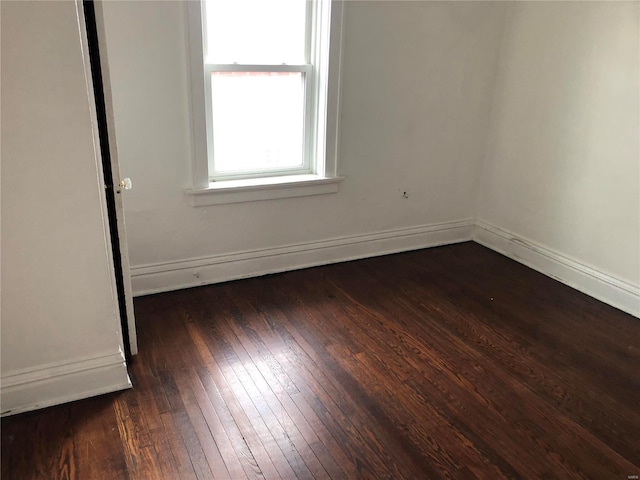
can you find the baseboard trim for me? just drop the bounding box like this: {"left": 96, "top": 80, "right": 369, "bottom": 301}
{"left": 1, "top": 350, "right": 131, "bottom": 417}
{"left": 130, "top": 218, "right": 639, "bottom": 317}
{"left": 130, "top": 219, "right": 475, "bottom": 296}
{"left": 474, "top": 220, "right": 640, "bottom": 318}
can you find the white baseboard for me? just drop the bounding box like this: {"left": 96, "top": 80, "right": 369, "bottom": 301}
{"left": 130, "top": 219, "right": 475, "bottom": 296}
{"left": 474, "top": 220, "right": 640, "bottom": 318}
{"left": 1, "top": 350, "right": 131, "bottom": 417}
{"left": 130, "top": 218, "right": 639, "bottom": 318}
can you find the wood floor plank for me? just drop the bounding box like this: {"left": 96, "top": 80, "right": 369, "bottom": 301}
{"left": 317, "top": 258, "right": 638, "bottom": 477}
{"left": 113, "top": 396, "right": 164, "bottom": 479}
{"left": 184, "top": 319, "right": 283, "bottom": 479}
{"left": 348, "top": 251, "right": 640, "bottom": 462}
{"left": 158, "top": 372, "right": 215, "bottom": 480}
{"left": 2, "top": 404, "right": 78, "bottom": 480}
{"left": 2, "top": 411, "right": 33, "bottom": 479}
{"left": 209, "top": 293, "right": 347, "bottom": 480}
{"left": 209, "top": 301, "right": 334, "bottom": 480}
{"left": 3, "top": 243, "right": 639, "bottom": 480}
{"left": 208, "top": 281, "right": 407, "bottom": 479}
{"left": 256, "top": 282, "right": 432, "bottom": 479}
{"left": 172, "top": 372, "right": 232, "bottom": 479}
{"left": 72, "top": 397, "right": 129, "bottom": 480}
{"left": 185, "top": 369, "right": 250, "bottom": 479}
{"left": 225, "top": 304, "right": 360, "bottom": 479}
{"left": 201, "top": 323, "right": 307, "bottom": 479}
{"left": 158, "top": 410, "right": 200, "bottom": 480}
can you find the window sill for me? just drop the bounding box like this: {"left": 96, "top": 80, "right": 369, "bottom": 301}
{"left": 185, "top": 174, "right": 344, "bottom": 206}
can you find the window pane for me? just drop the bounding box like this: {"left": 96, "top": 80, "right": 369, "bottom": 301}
{"left": 205, "top": 0, "right": 306, "bottom": 64}
{"left": 211, "top": 72, "right": 305, "bottom": 174}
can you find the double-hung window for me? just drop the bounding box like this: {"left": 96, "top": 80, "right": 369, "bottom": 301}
{"left": 186, "top": 0, "right": 344, "bottom": 205}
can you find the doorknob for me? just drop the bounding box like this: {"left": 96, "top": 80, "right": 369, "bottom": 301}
{"left": 116, "top": 178, "right": 132, "bottom": 193}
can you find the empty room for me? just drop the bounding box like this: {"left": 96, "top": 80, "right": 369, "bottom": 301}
{"left": 1, "top": 0, "right": 638, "bottom": 478}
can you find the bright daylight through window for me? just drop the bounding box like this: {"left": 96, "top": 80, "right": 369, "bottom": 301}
{"left": 205, "top": 0, "right": 322, "bottom": 180}
{"left": 186, "top": 0, "right": 343, "bottom": 205}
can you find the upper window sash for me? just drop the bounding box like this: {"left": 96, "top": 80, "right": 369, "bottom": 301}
{"left": 202, "top": 0, "right": 311, "bottom": 65}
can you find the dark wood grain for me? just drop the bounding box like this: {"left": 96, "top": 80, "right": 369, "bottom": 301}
{"left": 2, "top": 242, "right": 639, "bottom": 479}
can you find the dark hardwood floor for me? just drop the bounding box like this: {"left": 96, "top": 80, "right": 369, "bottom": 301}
{"left": 2, "top": 242, "right": 639, "bottom": 479}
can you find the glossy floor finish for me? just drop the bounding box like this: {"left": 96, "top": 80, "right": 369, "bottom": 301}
{"left": 2, "top": 243, "right": 639, "bottom": 479}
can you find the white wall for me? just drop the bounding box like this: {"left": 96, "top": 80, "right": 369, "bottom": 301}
{"left": 1, "top": 0, "right": 130, "bottom": 415}
{"left": 101, "top": 1, "right": 638, "bottom": 315}
{"left": 100, "top": 1, "right": 507, "bottom": 294}
{"left": 477, "top": 2, "right": 640, "bottom": 315}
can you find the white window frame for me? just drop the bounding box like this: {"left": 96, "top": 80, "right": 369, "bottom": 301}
{"left": 185, "top": 0, "right": 344, "bottom": 206}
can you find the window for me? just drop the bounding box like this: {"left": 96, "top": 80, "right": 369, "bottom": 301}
{"left": 186, "top": 0, "right": 344, "bottom": 206}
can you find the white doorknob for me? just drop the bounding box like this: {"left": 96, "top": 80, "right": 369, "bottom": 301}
{"left": 118, "top": 178, "right": 132, "bottom": 190}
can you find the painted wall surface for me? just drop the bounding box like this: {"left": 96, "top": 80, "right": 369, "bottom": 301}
{"left": 478, "top": 2, "right": 640, "bottom": 285}
{"left": 100, "top": 1, "right": 506, "bottom": 269}
{"left": 1, "top": 2, "right": 127, "bottom": 377}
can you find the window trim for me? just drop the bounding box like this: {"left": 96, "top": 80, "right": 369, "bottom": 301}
{"left": 185, "top": 0, "right": 344, "bottom": 206}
